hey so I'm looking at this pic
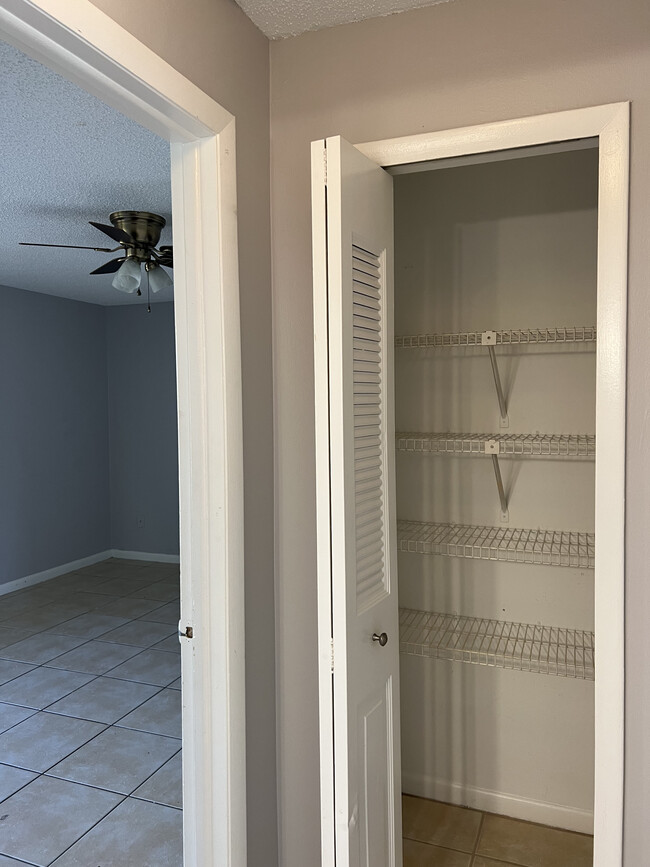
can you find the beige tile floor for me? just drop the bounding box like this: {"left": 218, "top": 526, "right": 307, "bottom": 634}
{"left": 0, "top": 558, "right": 182, "bottom": 867}
{"left": 403, "top": 794, "right": 594, "bottom": 867}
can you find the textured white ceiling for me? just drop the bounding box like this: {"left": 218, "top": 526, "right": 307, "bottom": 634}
{"left": 235, "top": 0, "right": 454, "bottom": 38}
{"left": 0, "top": 39, "right": 172, "bottom": 307}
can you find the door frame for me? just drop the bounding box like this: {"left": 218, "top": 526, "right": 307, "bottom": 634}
{"left": 356, "top": 102, "right": 629, "bottom": 867}
{"left": 0, "top": 2, "right": 246, "bottom": 865}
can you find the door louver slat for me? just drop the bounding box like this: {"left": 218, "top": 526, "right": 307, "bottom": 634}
{"left": 353, "top": 242, "right": 387, "bottom": 612}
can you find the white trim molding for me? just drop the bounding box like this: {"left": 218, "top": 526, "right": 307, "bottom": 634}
{"left": 402, "top": 772, "right": 594, "bottom": 836}
{"left": 358, "top": 102, "right": 629, "bottom": 867}
{"left": 112, "top": 550, "right": 181, "bottom": 564}
{"left": 0, "top": 549, "right": 181, "bottom": 597}
{"left": 0, "top": 550, "right": 113, "bottom": 596}
{"left": 0, "top": 3, "right": 246, "bottom": 866}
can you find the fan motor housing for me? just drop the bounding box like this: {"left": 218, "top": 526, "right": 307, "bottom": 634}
{"left": 110, "top": 211, "right": 166, "bottom": 257}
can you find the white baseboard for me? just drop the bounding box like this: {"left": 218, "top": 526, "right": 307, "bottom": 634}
{"left": 0, "top": 548, "right": 180, "bottom": 596}
{"left": 0, "top": 550, "right": 113, "bottom": 596}
{"left": 401, "top": 771, "right": 594, "bottom": 834}
{"left": 111, "top": 549, "right": 180, "bottom": 564}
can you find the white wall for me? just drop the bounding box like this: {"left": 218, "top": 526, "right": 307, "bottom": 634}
{"left": 270, "top": 1, "right": 650, "bottom": 863}
{"left": 395, "top": 149, "right": 597, "bottom": 829}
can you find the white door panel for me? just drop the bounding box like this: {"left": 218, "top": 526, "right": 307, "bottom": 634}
{"left": 313, "top": 135, "right": 401, "bottom": 867}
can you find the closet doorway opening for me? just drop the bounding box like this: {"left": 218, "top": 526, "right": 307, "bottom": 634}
{"left": 313, "top": 104, "right": 628, "bottom": 867}
{"left": 0, "top": 2, "right": 246, "bottom": 865}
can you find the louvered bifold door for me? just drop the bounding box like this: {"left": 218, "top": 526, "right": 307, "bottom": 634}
{"left": 312, "top": 135, "right": 401, "bottom": 867}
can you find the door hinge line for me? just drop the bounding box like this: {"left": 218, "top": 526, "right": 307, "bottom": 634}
{"left": 331, "top": 637, "right": 334, "bottom": 673}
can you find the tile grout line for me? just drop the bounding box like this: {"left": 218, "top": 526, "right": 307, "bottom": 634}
{"left": 473, "top": 810, "right": 486, "bottom": 855}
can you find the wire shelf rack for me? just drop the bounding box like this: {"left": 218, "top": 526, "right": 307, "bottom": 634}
{"left": 399, "top": 607, "right": 595, "bottom": 679}
{"left": 395, "top": 326, "right": 597, "bottom": 349}
{"left": 397, "top": 520, "right": 595, "bottom": 568}
{"left": 396, "top": 432, "right": 595, "bottom": 458}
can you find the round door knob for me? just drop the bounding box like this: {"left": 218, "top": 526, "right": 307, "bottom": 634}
{"left": 372, "top": 632, "right": 388, "bottom": 646}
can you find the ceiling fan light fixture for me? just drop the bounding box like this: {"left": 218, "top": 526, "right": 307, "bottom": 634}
{"left": 112, "top": 256, "right": 142, "bottom": 294}
{"left": 147, "top": 262, "right": 173, "bottom": 294}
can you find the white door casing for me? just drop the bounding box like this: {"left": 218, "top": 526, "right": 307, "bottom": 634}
{"left": 0, "top": 3, "right": 246, "bottom": 865}
{"left": 315, "top": 103, "right": 625, "bottom": 867}
{"left": 313, "top": 136, "right": 402, "bottom": 867}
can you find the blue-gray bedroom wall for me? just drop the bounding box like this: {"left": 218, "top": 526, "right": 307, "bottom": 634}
{"left": 106, "top": 303, "right": 179, "bottom": 556}
{"left": 0, "top": 284, "right": 111, "bottom": 586}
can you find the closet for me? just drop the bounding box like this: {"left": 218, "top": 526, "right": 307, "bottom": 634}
{"left": 393, "top": 145, "right": 598, "bottom": 832}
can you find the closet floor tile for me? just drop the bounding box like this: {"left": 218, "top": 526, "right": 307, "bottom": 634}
{"left": 402, "top": 794, "right": 482, "bottom": 852}
{"left": 0, "top": 775, "right": 121, "bottom": 865}
{"left": 476, "top": 814, "right": 594, "bottom": 867}
{"left": 50, "top": 797, "right": 183, "bottom": 867}
{"left": 403, "top": 838, "right": 472, "bottom": 866}
{"left": 473, "top": 858, "right": 524, "bottom": 867}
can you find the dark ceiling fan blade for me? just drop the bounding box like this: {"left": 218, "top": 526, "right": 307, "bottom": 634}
{"left": 155, "top": 246, "right": 173, "bottom": 268}
{"left": 19, "top": 242, "right": 116, "bottom": 252}
{"left": 89, "top": 221, "right": 133, "bottom": 244}
{"left": 89, "top": 257, "right": 126, "bottom": 275}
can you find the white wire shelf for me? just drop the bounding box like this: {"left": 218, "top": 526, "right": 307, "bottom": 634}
{"left": 396, "top": 432, "right": 595, "bottom": 459}
{"left": 397, "top": 520, "right": 595, "bottom": 568}
{"left": 399, "top": 607, "right": 595, "bottom": 680}
{"left": 395, "top": 326, "right": 597, "bottom": 349}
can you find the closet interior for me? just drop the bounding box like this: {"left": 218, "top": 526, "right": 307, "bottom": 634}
{"left": 392, "top": 144, "right": 598, "bottom": 834}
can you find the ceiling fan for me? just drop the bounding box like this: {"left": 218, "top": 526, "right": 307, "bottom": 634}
{"left": 20, "top": 210, "right": 173, "bottom": 297}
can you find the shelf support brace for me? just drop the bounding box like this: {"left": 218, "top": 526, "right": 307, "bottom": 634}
{"left": 482, "top": 331, "right": 509, "bottom": 428}
{"left": 485, "top": 440, "right": 509, "bottom": 522}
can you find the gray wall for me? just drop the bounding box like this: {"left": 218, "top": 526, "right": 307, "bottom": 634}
{"left": 270, "top": 1, "right": 650, "bottom": 864}
{"left": 87, "top": 2, "right": 277, "bottom": 862}
{"left": 106, "top": 303, "right": 179, "bottom": 555}
{"left": 0, "top": 284, "right": 110, "bottom": 586}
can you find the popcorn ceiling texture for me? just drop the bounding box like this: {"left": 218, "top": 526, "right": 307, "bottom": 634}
{"left": 235, "top": 0, "right": 454, "bottom": 38}
{"left": 0, "top": 39, "right": 172, "bottom": 306}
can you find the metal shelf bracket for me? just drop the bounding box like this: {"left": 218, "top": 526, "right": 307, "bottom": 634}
{"left": 482, "top": 331, "right": 509, "bottom": 428}
{"left": 485, "top": 439, "right": 509, "bottom": 521}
